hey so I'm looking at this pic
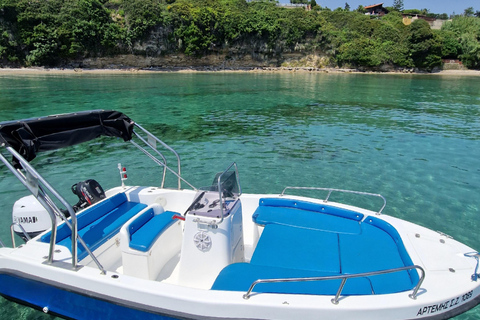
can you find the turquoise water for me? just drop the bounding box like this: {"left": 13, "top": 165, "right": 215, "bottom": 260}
{"left": 0, "top": 71, "right": 479, "bottom": 319}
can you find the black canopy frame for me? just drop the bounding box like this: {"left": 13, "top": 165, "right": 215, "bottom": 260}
{"left": 0, "top": 110, "right": 134, "bottom": 164}
{"left": 0, "top": 109, "right": 197, "bottom": 272}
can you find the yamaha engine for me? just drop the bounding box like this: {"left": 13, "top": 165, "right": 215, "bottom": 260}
{"left": 12, "top": 179, "right": 105, "bottom": 241}
{"left": 12, "top": 195, "right": 62, "bottom": 241}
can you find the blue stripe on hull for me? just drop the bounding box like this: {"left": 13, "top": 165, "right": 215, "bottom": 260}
{"left": 0, "top": 273, "right": 177, "bottom": 320}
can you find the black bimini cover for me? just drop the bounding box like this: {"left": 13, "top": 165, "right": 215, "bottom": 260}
{"left": 0, "top": 110, "right": 134, "bottom": 163}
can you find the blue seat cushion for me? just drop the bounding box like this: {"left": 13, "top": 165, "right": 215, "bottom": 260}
{"left": 129, "top": 211, "right": 180, "bottom": 252}
{"left": 40, "top": 193, "right": 148, "bottom": 261}
{"left": 252, "top": 198, "right": 363, "bottom": 234}
{"left": 243, "top": 215, "right": 418, "bottom": 296}
{"left": 339, "top": 222, "right": 417, "bottom": 294}
{"left": 253, "top": 206, "right": 362, "bottom": 234}
{"left": 251, "top": 224, "right": 340, "bottom": 273}
{"left": 128, "top": 208, "right": 155, "bottom": 236}
{"left": 58, "top": 201, "right": 147, "bottom": 260}
{"left": 211, "top": 263, "right": 373, "bottom": 295}
{"left": 40, "top": 192, "right": 129, "bottom": 244}
{"left": 256, "top": 198, "right": 363, "bottom": 220}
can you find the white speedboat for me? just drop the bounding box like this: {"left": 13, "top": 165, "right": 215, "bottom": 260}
{"left": 0, "top": 110, "right": 479, "bottom": 320}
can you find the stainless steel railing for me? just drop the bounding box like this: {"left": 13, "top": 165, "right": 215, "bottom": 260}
{"left": 280, "top": 187, "right": 387, "bottom": 215}
{"left": 133, "top": 124, "right": 188, "bottom": 190}
{"left": 0, "top": 146, "right": 106, "bottom": 274}
{"left": 243, "top": 265, "right": 425, "bottom": 303}
{"left": 0, "top": 120, "right": 200, "bottom": 274}
{"left": 10, "top": 222, "right": 31, "bottom": 247}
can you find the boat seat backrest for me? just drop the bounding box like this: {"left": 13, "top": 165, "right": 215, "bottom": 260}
{"left": 40, "top": 192, "right": 129, "bottom": 244}
{"left": 78, "top": 192, "right": 128, "bottom": 230}
{"left": 128, "top": 208, "right": 155, "bottom": 238}
{"left": 363, "top": 216, "right": 419, "bottom": 285}
{"left": 255, "top": 198, "right": 364, "bottom": 222}
{"left": 39, "top": 193, "right": 126, "bottom": 243}
{"left": 252, "top": 198, "right": 363, "bottom": 234}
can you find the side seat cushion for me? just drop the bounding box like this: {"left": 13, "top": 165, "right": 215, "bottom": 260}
{"left": 250, "top": 224, "right": 341, "bottom": 273}
{"left": 129, "top": 211, "right": 180, "bottom": 252}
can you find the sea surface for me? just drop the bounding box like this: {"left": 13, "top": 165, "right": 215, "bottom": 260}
{"left": 0, "top": 71, "right": 479, "bottom": 319}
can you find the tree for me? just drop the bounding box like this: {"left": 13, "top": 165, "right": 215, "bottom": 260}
{"left": 392, "top": 0, "right": 403, "bottom": 12}
{"left": 464, "top": 7, "right": 474, "bottom": 17}
{"left": 344, "top": 2, "right": 350, "bottom": 11}
{"left": 356, "top": 5, "right": 366, "bottom": 13}
{"left": 408, "top": 19, "right": 442, "bottom": 70}
{"left": 420, "top": 8, "right": 429, "bottom": 15}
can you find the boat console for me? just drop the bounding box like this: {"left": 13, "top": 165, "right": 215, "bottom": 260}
{"left": 177, "top": 167, "right": 244, "bottom": 289}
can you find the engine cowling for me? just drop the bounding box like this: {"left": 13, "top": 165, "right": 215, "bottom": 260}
{"left": 12, "top": 195, "right": 61, "bottom": 240}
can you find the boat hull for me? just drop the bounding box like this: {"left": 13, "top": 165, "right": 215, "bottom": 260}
{"left": 0, "top": 271, "right": 181, "bottom": 320}
{"left": 1, "top": 256, "right": 480, "bottom": 320}
{"left": 2, "top": 191, "right": 480, "bottom": 320}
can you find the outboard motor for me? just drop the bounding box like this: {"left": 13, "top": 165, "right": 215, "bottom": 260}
{"left": 12, "top": 195, "right": 62, "bottom": 241}
{"left": 12, "top": 179, "right": 105, "bottom": 241}
{"left": 71, "top": 179, "right": 106, "bottom": 212}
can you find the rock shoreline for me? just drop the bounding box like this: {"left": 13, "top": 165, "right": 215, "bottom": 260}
{"left": 0, "top": 66, "right": 479, "bottom": 76}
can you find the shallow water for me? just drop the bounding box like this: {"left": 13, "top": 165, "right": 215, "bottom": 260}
{"left": 0, "top": 72, "right": 479, "bottom": 319}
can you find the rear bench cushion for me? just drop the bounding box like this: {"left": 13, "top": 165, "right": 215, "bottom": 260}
{"left": 253, "top": 198, "right": 363, "bottom": 234}
{"left": 211, "top": 263, "right": 373, "bottom": 295}
{"left": 40, "top": 192, "right": 147, "bottom": 260}
{"left": 59, "top": 201, "right": 147, "bottom": 260}
{"left": 41, "top": 192, "right": 129, "bottom": 243}
{"left": 251, "top": 224, "right": 341, "bottom": 273}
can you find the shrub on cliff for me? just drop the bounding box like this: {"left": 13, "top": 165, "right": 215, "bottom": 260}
{"left": 0, "top": 0, "right": 476, "bottom": 70}
{"left": 2, "top": 0, "right": 120, "bottom": 65}
{"left": 442, "top": 17, "right": 480, "bottom": 69}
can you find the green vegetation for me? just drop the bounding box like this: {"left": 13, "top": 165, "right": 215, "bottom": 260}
{"left": 0, "top": 0, "right": 479, "bottom": 70}
{"left": 442, "top": 17, "right": 480, "bottom": 69}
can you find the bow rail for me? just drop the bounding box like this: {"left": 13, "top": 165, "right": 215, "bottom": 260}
{"left": 281, "top": 186, "right": 387, "bottom": 215}
{"left": 243, "top": 265, "right": 425, "bottom": 303}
